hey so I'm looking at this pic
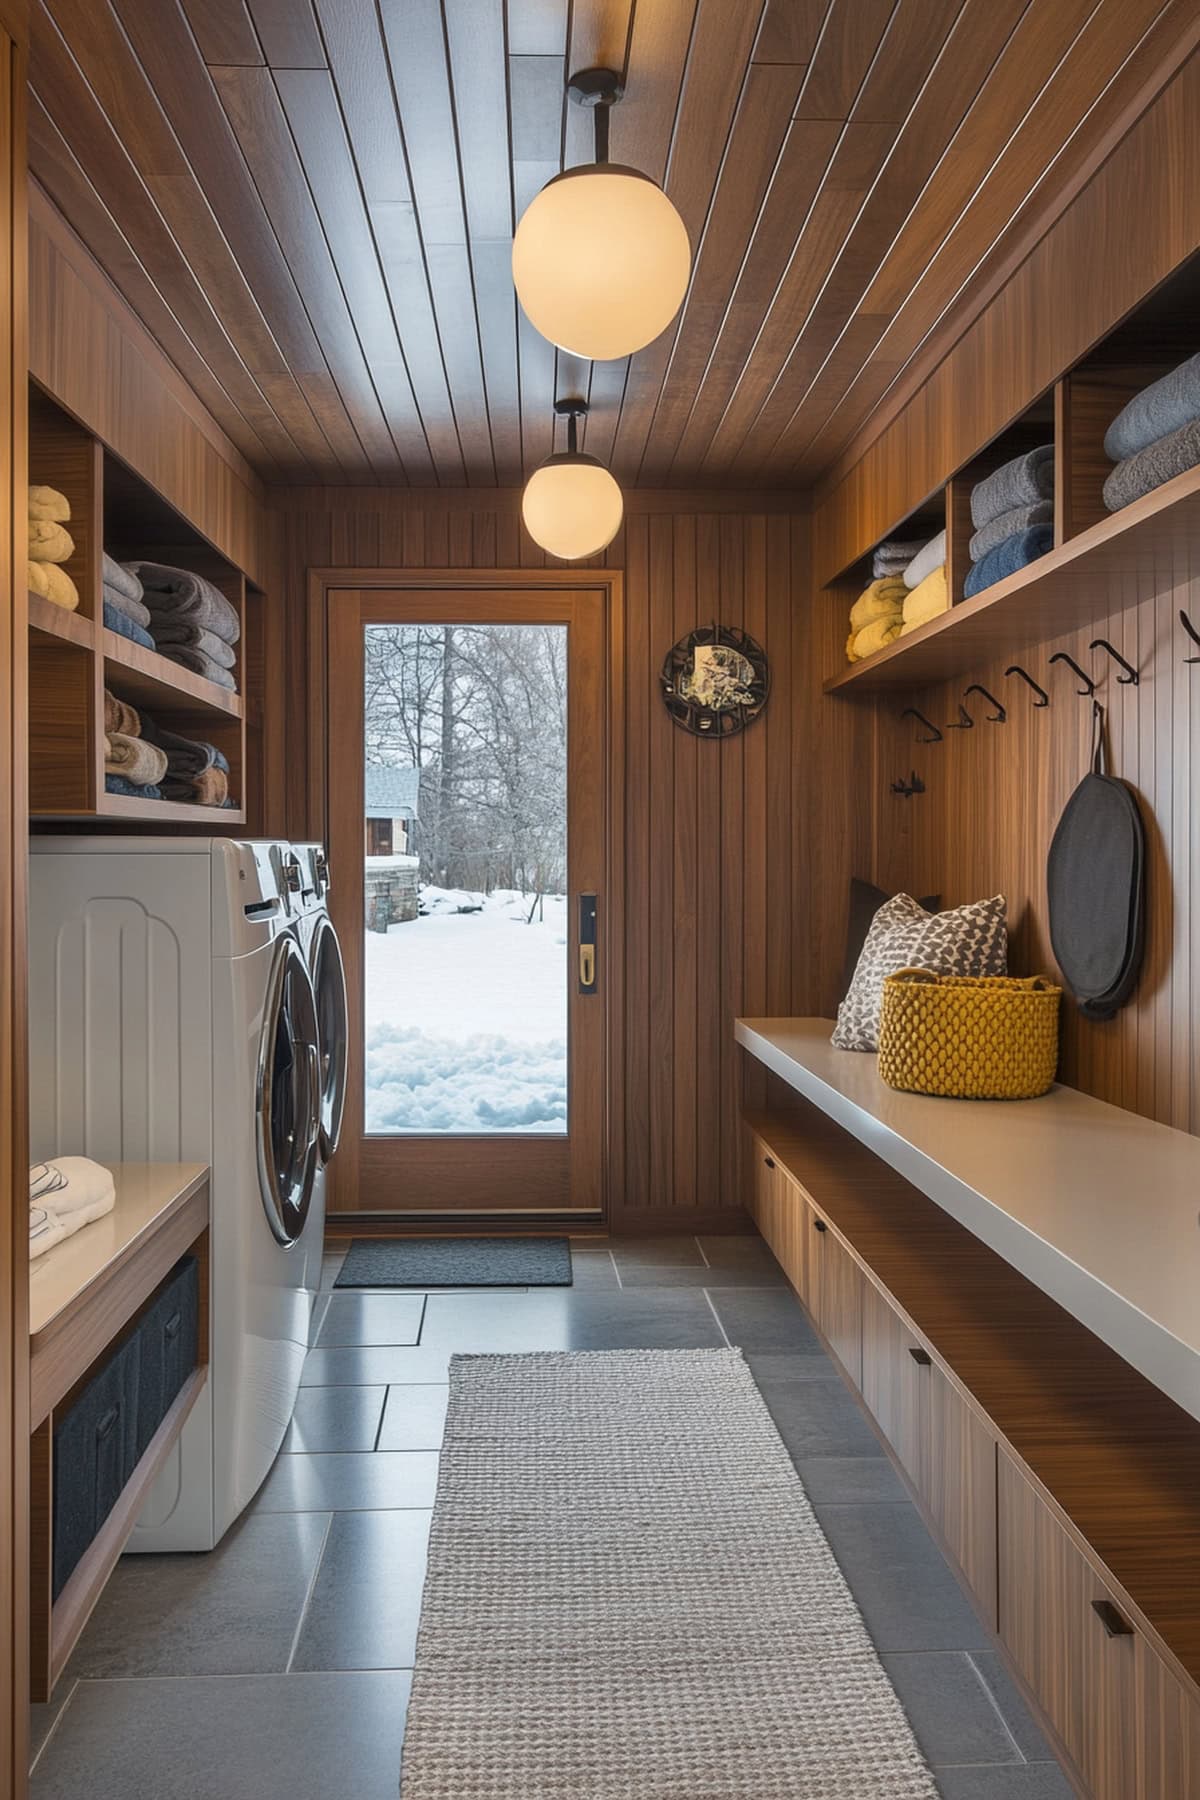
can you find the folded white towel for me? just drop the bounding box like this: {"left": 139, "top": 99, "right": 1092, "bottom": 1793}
{"left": 30, "top": 1156, "right": 115, "bottom": 1215}
{"left": 29, "top": 1191, "right": 115, "bottom": 1260}
{"left": 902, "top": 529, "right": 947, "bottom": 590}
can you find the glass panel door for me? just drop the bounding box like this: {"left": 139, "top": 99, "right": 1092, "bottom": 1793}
{"left": 363, "top": 621, "right": 568, "bottom": 1137}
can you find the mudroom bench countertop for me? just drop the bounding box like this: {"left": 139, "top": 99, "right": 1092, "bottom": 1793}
{"left": 737, "top": 1017, "right": 1200, "bottom": 1425}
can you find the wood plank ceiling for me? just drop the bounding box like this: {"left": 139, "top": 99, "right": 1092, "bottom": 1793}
{"left": 26, "top": 0, "right": 1196, "bottom": 487}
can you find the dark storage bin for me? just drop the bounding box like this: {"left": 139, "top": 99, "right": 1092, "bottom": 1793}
{"left": 135, "top": 1255, "right": 199, "bottom": 1459}
{"left": 52, "top": 1331, "right": 141, "bottom": 1600}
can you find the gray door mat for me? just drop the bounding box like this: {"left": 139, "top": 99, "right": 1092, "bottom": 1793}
{"left": 333, "top": 1236, "right": 573, "bottom": 1288}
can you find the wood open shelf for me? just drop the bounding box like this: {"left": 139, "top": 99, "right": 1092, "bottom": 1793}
{"left": 27, "top": 381, "right": 251, "bottom": 822}
{"left": 29, "top": 1164, "right": 210, "bottom": 1700}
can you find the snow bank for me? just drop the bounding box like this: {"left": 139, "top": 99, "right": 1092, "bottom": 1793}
{"left": 364, "top": 888, "right": 568, "bottom": 1133}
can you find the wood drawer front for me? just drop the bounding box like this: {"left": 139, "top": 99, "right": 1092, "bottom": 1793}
{"left": 999, "top": 1451, "right": 1137, "bottom": 1799}
{"left": 926, "top": 1364, "right": 998, "bottom": 1629}
{"left": 747, "top": 1138, "right": 807, "bottom": 1297}
{"left": 1139, "top": 1645, "right": 1200, "bottom": 1799}
{"left": 806, "top": 1209, "right": 863, "bottom": 1388}
{"left": 861, "top": 1279, "right": 925, "bottom": 1486}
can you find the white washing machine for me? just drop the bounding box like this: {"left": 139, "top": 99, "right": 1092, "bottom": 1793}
{"left": 288, "top": 842, "right": 348, "bottom": 1294}
{"left": 28, "top": 838, "right": 325, "bottom": 1550}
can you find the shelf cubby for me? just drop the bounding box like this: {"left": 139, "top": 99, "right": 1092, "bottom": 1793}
{"left": 27, "top": 381, "right": 252, "bottom": 825}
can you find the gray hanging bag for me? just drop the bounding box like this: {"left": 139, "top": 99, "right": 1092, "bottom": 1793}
{"left": 1046, "top": 701, "right": 1145, "bottom": 1020}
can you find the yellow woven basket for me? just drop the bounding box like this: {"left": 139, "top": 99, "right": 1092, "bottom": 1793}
{"left": 878, "top": 967, "right": 1061, "bottom": 1100}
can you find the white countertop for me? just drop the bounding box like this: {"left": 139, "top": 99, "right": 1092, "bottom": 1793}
{"left": 30, "top": 1163, "right": 209, "bottom": 1340}
{"left": 737, "top": 1018, "right": 1200, "bottom": 1424}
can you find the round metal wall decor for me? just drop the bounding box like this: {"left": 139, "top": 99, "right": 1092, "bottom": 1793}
{"left": 660, "top": 623, "right": 769, "bottom": 737}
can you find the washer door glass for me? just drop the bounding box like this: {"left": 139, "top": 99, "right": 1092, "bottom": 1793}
{"left": 256, "top": 935, "right": 321, "bottom": 1246}
{"left": 311, "top": 915, "right": 349, "bottom": 1162}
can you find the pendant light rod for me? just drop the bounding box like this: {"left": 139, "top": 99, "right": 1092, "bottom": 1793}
{"left": 566, "top": 67, "right": 624, "bottom": 166}
{"left": 554, "top": 395, "right": 587, "bottom": 455}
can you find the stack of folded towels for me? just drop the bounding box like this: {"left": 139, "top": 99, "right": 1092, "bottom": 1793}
{"left": 27, "top": 485, "right": 80, "bottom": 611}
{"left": 871, "top": 535, "right": 928, "bottom": 581}
{"left": 964, "top": 445, "right": 1054, "bottom": 597}
{"left": 141, "top": 714, "right": 234, "bottom": 808}
{"left": 30, "top": 1157, "right": 116, "bottom": 1261}
{"left": 845, "top": 576, "right": 906, "bottom": 661}
{"left": 898, "top": 529, "right": 947, "bottom": 637}
{"left": 1103, "top": 352, "right": 1200, "bottom": 511}
{"left": 104, "top": 688, "right": 168, "bottom": 800}
{"left": 103, "top": 553, "right": 156, "bottom": 649}
{"left": 126, "top": 561, "right": 240, "bottom": 691}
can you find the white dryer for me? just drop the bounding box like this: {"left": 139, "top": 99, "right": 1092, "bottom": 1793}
{"left": 28, "top": 838, "right": 325, "bottom": 1550}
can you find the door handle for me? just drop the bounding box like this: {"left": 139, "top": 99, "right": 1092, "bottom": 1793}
{"left": 1091, "top": 1599, "right": 1134, "bottom": 1638}
{"left": 578, "top": 894, "right": 598, "bottom": 993}
{"left": 908, "top": 1346, "right": 932, "bottom": 1367}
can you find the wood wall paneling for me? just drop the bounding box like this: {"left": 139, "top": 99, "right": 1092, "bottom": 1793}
{"left": 269, "top": 489, "right": 838, "bottom": 1229}
{"left": 1, "top": 8, "right": 30, "bottom": 1793}
{"left": 24, "top": 0, "right": 1195, "bottom": 489}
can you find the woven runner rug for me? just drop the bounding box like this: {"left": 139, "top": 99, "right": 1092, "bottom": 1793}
{"left": 400, "top": 1348, "right": 938, "bottom": 1798}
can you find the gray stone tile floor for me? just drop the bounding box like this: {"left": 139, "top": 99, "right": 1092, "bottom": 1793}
{"left": 31, "top": 1235, "right": 1071, "bottom": 1799}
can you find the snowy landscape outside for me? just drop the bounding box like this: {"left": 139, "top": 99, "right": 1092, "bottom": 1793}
{"left": 362, "top": 622, "right": 569, "bottom": 1134}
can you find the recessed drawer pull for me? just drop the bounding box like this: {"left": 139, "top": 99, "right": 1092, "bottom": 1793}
{"left": 763, "top": 1156, "right": 775, "bottom": 1169}
{"left": 1091, "top": 1599, "right": 1134, "bottom": 1638}
{"left": 164, "top": 1311, "right": 182, "bottom": 1340}
{"left": 908, "top": 1346, "right": 932, "bottom": 1366}
{"left": 94, "top": 1404, "right": 120, "bottom": 1442}
{"left": 813, "top": 1218, "right": 828, "bottom": 1234}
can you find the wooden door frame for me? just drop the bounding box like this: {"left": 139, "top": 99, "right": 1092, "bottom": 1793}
{"left": 2, "top": 3, "right": 30, "bottom": 1792}
{"left": 305, "top": 568, "right": 626, "bottom": 1231}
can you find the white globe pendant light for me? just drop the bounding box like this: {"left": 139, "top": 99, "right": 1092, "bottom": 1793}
{"left": 521, "top": 400, "right": 624, "bottom": 561}
{"left": 512, "top": 68, "right": 691, "bottom": 361}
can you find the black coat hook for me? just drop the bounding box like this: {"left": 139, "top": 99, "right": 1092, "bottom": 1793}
{"left": 963, "top": 683, "right": 1006, "bottom": 722}
{"left": 945, "top": 702, "right": 975, "bottom": 730}
{"left": 1089, "top": 638, "right": 1138, "bottom": 685}
{"left": 1004, "top": 664, "right": 1049, "bottom": 706}
{"left": 1180, "top": 610, "right": 1200, "bottom": 664}
{"left": 1048, "top": 651, "right": 1096, "bottom": 696}
{"left": 890, "top": 771, "right": 925, "bottom": 798}
{"left": 901, "top": 707, "right": 943, "bottom": 744}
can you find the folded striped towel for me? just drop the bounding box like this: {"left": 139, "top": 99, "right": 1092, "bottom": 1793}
{"left": 30, "top": 1156, "right": 115, "bottom": 1215}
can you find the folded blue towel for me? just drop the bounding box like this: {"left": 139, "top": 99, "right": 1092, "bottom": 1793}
{"left": 103, "top": 598, "right": 156, "bottom": 651}
{"left": 970, "top": 445, "right": 1055, "bottom": 529}
{"left": 1103, "top": 414, "right": 1200, "bottom": 512}
{"left": 963, "top": 525, "right": 1054, "bottom": 599}
{"left": 968, "top": 499, "right": 1054, "bottom": 564}
{"left": 104, "top": 774, "right": 163, "bottom": 799}
{"left": 1104, "top": 353, "right": 1200, "bottom": 462}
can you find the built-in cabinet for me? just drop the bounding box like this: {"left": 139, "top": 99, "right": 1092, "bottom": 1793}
{"left": 746, "top": 1112, "right": 1200, "bottom": 1797}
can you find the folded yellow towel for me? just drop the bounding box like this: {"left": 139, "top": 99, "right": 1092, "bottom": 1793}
{"left": 29, "top": 519, "right": 75, "bottom": 564}
{"left": 899, "top": 565, "right": 949, "bottom": 637}
{"left": 27, "top": 559, "right": 80, "bottom": 611}
{"left": 28, "top": 484, "right": 71, "bottom": 524}
{"left": 848, "top": 577, "right": 906, "bottom": 635}
{"left": 849, "top": 616, "right": 903, "bottom": 661}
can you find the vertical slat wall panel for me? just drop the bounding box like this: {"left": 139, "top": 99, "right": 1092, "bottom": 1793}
{"left": 870, "top": 569, "right": 1200, "bottom": 1136}
{"left": 271, "top": 490, "right": 817, "bottom": 1229}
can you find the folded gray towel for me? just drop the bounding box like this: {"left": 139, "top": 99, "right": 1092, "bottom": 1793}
{"left": 128, "top": 560, "right": 240, "bottom": 644}
{"left": 968, "top": 499, "right": 1054, "bottom": 564}
{"left": 872, "top": 537, "right": 927, "bottom": 579}
{"left": 1103, "top": 415, "right": 1200, "bottom": 513}
{"left": 150, "top": 621, "right": 236, "bottom": 669}
{"left": 102, "top": 581, "right": 153, "bottom": 630}
{"left": 1104, "top": 353, "right": 1200, "bottom": 462}
{"left": 156, "top": 645, "right": 237, "bottom": 690}
{"left": 140, "top": 715, "right": 229, "bottom": 778}
{"left": 970, "top": 444, "right": 1055, "bottom": 529}
{"left": 103, "top": 553, "right": 144, "bottom": 605}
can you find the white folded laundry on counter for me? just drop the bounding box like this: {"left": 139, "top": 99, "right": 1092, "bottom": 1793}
{"left": 29, "top": 1156, "right": 116, "bottom": 1260}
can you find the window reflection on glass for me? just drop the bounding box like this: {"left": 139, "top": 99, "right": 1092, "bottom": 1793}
{"left": 362, "top": 623, "right": 568, "bottom": 1136}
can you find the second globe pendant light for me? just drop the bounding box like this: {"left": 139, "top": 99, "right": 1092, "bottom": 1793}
{"left": 512, "top": 68, "right": 692, "bottom": 362}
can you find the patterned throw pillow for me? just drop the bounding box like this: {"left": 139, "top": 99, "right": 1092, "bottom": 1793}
{"left": 832, "top": 893, "right": 1008, "bottom": 1051}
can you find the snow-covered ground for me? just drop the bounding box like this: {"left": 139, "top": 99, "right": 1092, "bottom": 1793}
{"left": 364, "top": 887, "right": 568, "bottom": 1133}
